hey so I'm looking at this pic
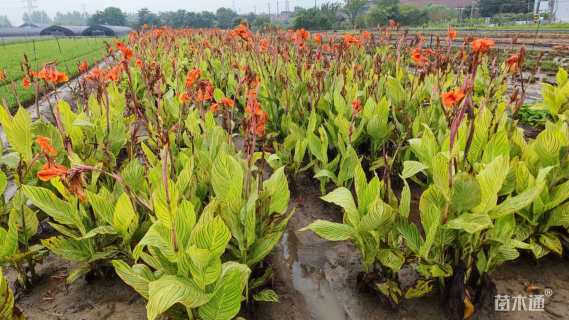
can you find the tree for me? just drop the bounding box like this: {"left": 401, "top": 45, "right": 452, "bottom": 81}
{"left": 88, "top": 7, "right": 127, "bottom": 26}
{"left": 344, "top": 0, "right": 367, "bottom": 28}
{"left": 54, "top": 11, "right": 89, "bottom": 25}
{"left": 293, "top": 7, "right": 337, "bottom": 30}
{"left": 137, "top": 8, "right": 161, "bottom": 27}
{"left": 367, "top": 0, "right": 400, "bottom": 27}
{"left": 216, "top": 8, "right": 238, "bottom": 29}
{"left": 22, "top": 11, "right": 52, "bottom": 25}
{"left": 398, "top": 5, "right": 428, "bottom": 26}
{"left": 478, "top": 0, "right": 533, "bottom": 18}
{"left": 0, "top": 15, "right": 11, "bottom": 27}
{"left": 423, "top": 4, "right": 456, "bottom": 23}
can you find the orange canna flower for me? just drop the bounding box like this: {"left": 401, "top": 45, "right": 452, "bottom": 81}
{"left": 37, "top": 65, "right": 68, "bottom": 84}
{"left": 232, "top": 23, "right": 253, "bottom": 42}
{"left": 352, "top": 99, "right": 362, "bottom": 114}
{"left": 259, "top": 38, "right": 270, "bottom": 52}
{"left": 37, "top": 163, "right": 68, "bottom": 182}
{"left": 0, "top": 69, "right": 5, "bottom": 81}
{"left": 135, "top": 58, "right": 143, "bottom": 68}
{"left": 506, "top": 54, "right": 520, "bottom": 73}
{"left": 471, "top": 38, "right": 495, "bottom": 54}
{"left": 196, "top": 80, "right": 214, "bottom": 102}
{"left": 361, "top": 31, "right": 372, "bottom": 43}
{"left": 343, "top": 34, "right": 361, "bottom": 47}
{"left": 36, "top": 136, "right": 57, "bottom": 156}
{"left": 411, "top": 48, "right": 427, "bottom": 65}
{"left": 178, "top": 92, "right": 191, "bottom": 104}
{"left": 448, "top": 26, "right": 457, "bottom": 41}
{"left": 78, "top": 60, "right": 89, "bottom": 73}
{"left": 22, "top": 76, "right": 31, "bottom": 89}
{"left": 116, "top": 42, "right": 133, "bottom": 61}
{"left": 314, "top": 33, "right": 323, "bottom": 44}
{"left": 441, "top": 89, "right": 465, "bottom": 109}
{"left": 389, "top": 19, "right": 398, "bottom": 28}
{"left": 185, "top": 68, "right": 201, "bottom": 88}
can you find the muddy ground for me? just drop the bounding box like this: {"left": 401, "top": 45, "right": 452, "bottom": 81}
{"left": 7, "top": 172, "right": 568, "bottom": 320}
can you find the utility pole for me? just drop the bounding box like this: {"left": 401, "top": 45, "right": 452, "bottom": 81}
{"left": 276, "top": 0, "right": 279, "bottom": 16}
{"left": 268, "top": 1, "right": 271, "bottom": 22}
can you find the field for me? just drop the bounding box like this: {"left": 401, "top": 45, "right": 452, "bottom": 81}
{"left": 0, "top": 37, "right": 110, "bottom": 109}
{"left": 0, "top": 25, "right": 569, "bottom": 320}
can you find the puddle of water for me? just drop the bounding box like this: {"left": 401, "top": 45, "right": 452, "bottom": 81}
{"left": 281, "top": 230, "right": 348, "bottom": 320}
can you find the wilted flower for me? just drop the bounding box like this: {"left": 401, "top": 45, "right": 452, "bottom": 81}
{"left": 506, "top": 54, "right": 520, "bottom": 73}
{"left": 0, "top": 69, "right": 5, "bottom": 81}
{"left": 441, "top": 89, "right": 465, "bottom": 109}
{"left": 471, "top": 38, "right": 495, "bottom": 54}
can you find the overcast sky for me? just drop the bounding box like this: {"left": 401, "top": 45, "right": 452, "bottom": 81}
{"left": 2, "top": 0, "right": 317, "bottom": 25}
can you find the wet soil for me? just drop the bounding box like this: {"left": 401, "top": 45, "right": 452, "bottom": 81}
{"left": 6, "top": 255, "right": 146, "bottom": 320}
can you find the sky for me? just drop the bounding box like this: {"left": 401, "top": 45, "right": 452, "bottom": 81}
{"left": 1, "top": 0, "right": 318, "bottom": 25}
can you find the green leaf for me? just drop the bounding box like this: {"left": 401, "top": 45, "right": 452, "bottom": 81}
{"left": 22, "top": 185, "right": 77, "bottom": 227}
{"left": 0, "top": 107, "right": 33, "bottom": 162}
{"left": 112, "top": 260, "right": 155, "bottom": 300}
{"left": 147, "top": 275, "right": 212, "bottom": 320}
{"left": 212, "top": 154, "right": 244, "bottom": 214}
{"left": 473, "top": 156, "right": 509, "bottom": 213}
{"left": 359, "top": 198, "right": 394, "bottom": 232}
{"left": 253, "top": 289, "right": 279, "bottom": 302}
{"left": 401, "top": 161, "right": 428, "bottom": 179}
{"left": 0, "top": 267, "right": 15, "bottom": 319}
{"left": 397, "top": 221, "right": 422, "bottom": 254}
{"left": 190, "top": 216, "right": 231, "bottom": 257}
{"left": 112, "top": 193, "right": 139, "bottom": 243}
{"left": 539, "top": 233, "right": 563, "bottom": 256}
{"left": 399, "top": 179, "right": 411, "bottom": 218}
{"left": 451, "top": 173, "right": 481, "bottom": 212}
{"left": 377, "top": 249, "right": 404, "bottom": 272}
{"left": 0, "top": 172, "right": 7, "bottom": 195}
{"left": 300, "top": 219, "right": 354, "bottom": 241}
{"left": 262, "top": 166, "right": 290, "bottom": 215}
{"left": 445, "top": 213, "right": 492, "bottom": 234}
{"left": 86, "top": 189, "right": 114, "bottom": 225}
{"left": 198, "top": 262, "right": 251, "bottom": 320}
{"left": 489, "top": 166, "right": 552, "bottom": 219}
{"left": 321, "top": 187, "right": 359, "bottom": 226}
{"left": 41, "top": 236, "right": 92, "bottom": 262}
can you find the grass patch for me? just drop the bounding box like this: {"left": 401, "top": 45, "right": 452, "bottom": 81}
{"left": 0, "top": 37, "right": 111, "bottom": 110}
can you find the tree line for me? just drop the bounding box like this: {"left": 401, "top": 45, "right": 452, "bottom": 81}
{"left": 3, "top": 0, "right": 535, "bottom": 30}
